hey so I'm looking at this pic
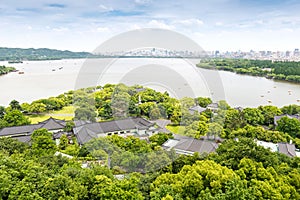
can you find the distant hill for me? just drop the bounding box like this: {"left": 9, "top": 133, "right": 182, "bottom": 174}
{"left": 0, "top": 47, "right": 94, "bottom": 61}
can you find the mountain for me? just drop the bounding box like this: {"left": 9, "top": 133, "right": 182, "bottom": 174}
{"left": 0, "top": 47, "right": 94, "bottom": 61}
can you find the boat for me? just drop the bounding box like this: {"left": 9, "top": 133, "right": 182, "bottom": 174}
{"left": 52, "top": 69, "right": 56, "bottom": 71}
{"left": 8, "top": 60, "right": 23, "bottom": 64}
{"left": 267, "top": 100, "right": 272, "bottom": 103}
{"left": 18, "top": 71, "right": 24, "bottom": 74}
{"left": 59, "top": 67, "right": 63, "bottom": 70}
{"left": 260, "top": 95, "right": 264, "bottom": 97}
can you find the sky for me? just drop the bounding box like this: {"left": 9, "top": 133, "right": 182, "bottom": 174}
{"left": 1, "top": 0, "right": 300, "bottom": 52}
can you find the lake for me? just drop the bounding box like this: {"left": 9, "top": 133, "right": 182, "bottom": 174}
{"left": 0, "top": 58, "right": 299, "bottom": 108}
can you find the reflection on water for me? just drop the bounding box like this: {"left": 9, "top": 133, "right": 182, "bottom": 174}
{"left": 0, "top": 58, "right": 299, "bottom": 107}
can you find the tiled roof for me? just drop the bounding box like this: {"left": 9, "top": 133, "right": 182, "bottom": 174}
{"left": 0, "top": 117, "right": 66, "bottom": 137}
{"left": 274, "top": 114, "right": 300, "bottom": 125}
{"left": 163, "top": 137, "right": 219, "bottom": 155}
{"left": 278, "top": 143, "right": 296, "bottom": 157}
{"left": 73, "top": 117, "right": 155, "bottom": 144}
{"left": 39, "top": 117, "right": 65, "bottom": 130}
{"left": 188, "top": 105, "right": 206, "bottom": 114}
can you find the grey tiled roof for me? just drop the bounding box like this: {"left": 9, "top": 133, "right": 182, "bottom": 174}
{"left": 163, "top": 137, "right": 219, "bottom": 155}
{"left": 174, "top": 138, "right": 219, "bottom": 154}
{"left": 0, "top": 117, "right": 66, "bottom": 138}
{"left": 278, "top": 143, "right": 296, "bottom": 157}
{"left": 73, "top": 117, "right": 155, "bottom": 144}
{"left": 274, "top": 114, "right": 300, "bottom": 125}
{"left": 188, "top": 105, "right": 206, "bottom": 114}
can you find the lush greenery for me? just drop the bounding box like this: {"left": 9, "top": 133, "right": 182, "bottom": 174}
{"left": 0, "top": 47, "right": 93, "bottom": 61}
{"left": 1, "top": 131, "right": 300, "bottom": 199}
{"left": 0, "top": 65, "right": 15, "bottom": 75}
{"left": 197, "top": 58, "right": 300, "bottom": 83}
{"left": 1, "top": 84, "right": 300, "bottom": 199}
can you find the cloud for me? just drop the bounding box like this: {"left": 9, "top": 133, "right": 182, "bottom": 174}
{"left": 52, "top": 27, "right": 69, "bottom": 32}
{"left": 175, "top": 18, "right": 204, "bottom": 26}
{"left": 96, "top": 27, "right": 110, "bottom": 32}
{"left": 47, "top": 4, "right": 66, "bottom": 9}
{"left": 98, "top": 4, "right": 113, "bottom": 12}
{"left": 147, "top": 20, "right": 174, "bottom": 29}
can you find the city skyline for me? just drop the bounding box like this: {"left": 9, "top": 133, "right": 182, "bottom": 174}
{"left": 1, "top": 0, "right": 300, "bottom": 52}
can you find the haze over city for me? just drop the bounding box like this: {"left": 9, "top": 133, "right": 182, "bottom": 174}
{"left": 1, "top": 0, "right": 300, "bottom": 52}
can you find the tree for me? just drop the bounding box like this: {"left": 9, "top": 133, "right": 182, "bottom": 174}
{"left": 149, "top": 132, "right": 173, "bottom": 146}
{"left": 258, "top": 105, "right": 282, "bottom": 125}
{"left": 207, "top": 122, "right": 225, "bottom": 138}
{"left": 29, "top": 102, "right": 47, "bottom": 113}
{"left": 31, "top": 128, "right": 57, "bottom": 156}
{"left": 0, "top": 137, "right": 29, "bottom": 155}
{"left": 75, "top": 105, "right": 96, "bottom": 122}
{"left": 276, "top": 116, "right": 300, "bottom": 138}
{"left": 242, "top": 108, "right": 264, "bottom": 125}
{"left": 218, "top": 100, "right": 230, "bottom": 110}
{"left": 213, "top": 138, "right": 280, "bottom": 170}
{"left": 195, "top": 97, "right": 212, "bottom": 107}
{"left": 0, "top": 106, "right": 5, "bottom": 118}
{"left": 281, "top": 104, "right": 300, "bottom": 115}
{"left": 63, "top": 121, "right": 75, "bottom": 132}
{"left": 3, "top": 110, "right": 30, "bottom": 126}
{"left": 58, "top": 134, "right": 69, "bottom": 150}
{"left": 9, "top": 100, "right": 22, "bottom": 110}
{"left": 224, "top": 109, "right": 245, "bottom": 130}
{"left": 184, "top": 121, "right": 208, "bottom": 139}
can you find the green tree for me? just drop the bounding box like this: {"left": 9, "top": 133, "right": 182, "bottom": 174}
{"left": 242, "top": 107, "right": 264, "bottom": 125}
{"left": 3, "top": 110, "right": 30, "bottom": 126}
{"left": 258, "top": 105, "right": 282, "bottom": 125}
{"left": 0, "top": 137, "right": 29, "bottom": 155}
{"left": 195, "top": 97, "right": 212, "bottom": 107}
{"left": 63, "top": 121, "right": 75, "bottom": 132}
{"left": 29, "top": 102, "right": 47, "bottom": 113}
{"left": 0, "top": 106, "right": 5, "bottom": 118}
{"left": 31, "top": 128, "right": 57, "bottom": 156}
{"left": 58, "top": 134, "right": 69, "bottom": 150}
{"left": 75, "top": 105, "right": 97, "bottom": 122}
{"left": 9, "top": 99, "right": 22, "bottom": 110}
{"left": 276, "top": 116, "right": 300, "bottom": 138}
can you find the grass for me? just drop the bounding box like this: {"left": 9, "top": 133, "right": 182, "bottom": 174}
{"left": 166, "top": 125, "right": 186, "bottom": 135}
{"left": 28, "top": 106, "right": 75, "bottom": 124}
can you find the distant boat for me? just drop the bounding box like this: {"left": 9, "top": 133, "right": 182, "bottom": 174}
{"left": 8, "top": 60, "right": 23, "bottom": 64}
{"left": 18, "top": 71, "right": 24, "bottom": 74}
{"left": 297, "top": 99, "right": 300, "bottom": 102}
{"left": 267, "top": 91, "right": 270, "bottom": 93}
{"left": 267, "top": 100, "right": 272, "bottom": 103}
{"left": 59, "top": 67, "right": 63, "bottom": 70}
{"left": 260, "top": 95, "right": 264, "bottom": 97}
{"left": 52, "top": 69, "right": 56, "bottom": 71}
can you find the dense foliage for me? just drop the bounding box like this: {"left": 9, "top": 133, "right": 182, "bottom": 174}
{"left": 1, "top": 84, "right": 300, "bottom": 199}
{"left": 197, "top": 58, "right": 300, "bottom": 83}
{"left": 0, "top": 65, "right": 15, "bottom": 75}
{"left": 0, "top": 47, "right": 93, "bottom": 61}
{"left": 0, "top": 133, "right": 300, "bottom": 199}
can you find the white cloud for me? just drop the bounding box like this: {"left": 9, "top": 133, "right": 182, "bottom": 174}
{"left": 96, "top": 27, "right": 110, "bottom": 32}
{"left": 215, "top": 22, "right": 223, "bottom": 26}
{"left": 52, "top": 27, "right": 69, "bottom": 32}
{"left": 147, "top": 20, "right": 174, "bottom": 30}
{"left": 175, "top": 18, "right": 204, "bottom": 26}
{"left": 98, "top": 4, "right": 113, "bottom": 12}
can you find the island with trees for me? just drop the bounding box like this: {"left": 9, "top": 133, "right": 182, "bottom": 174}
{"left": 197, "top": 58, "right": 300, "bottom": 83}
{"left": 0, "top": 47, "right": 93, "bottom": 61}
{"left": 1, "top": 83, "right": 300, "bottom": 199}
{"left": 0, "top": 65, "right": 16, "bottom": 76}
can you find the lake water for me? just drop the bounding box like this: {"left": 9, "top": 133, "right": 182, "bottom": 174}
{"left": 0, "top": 58, "right": 299, "bottom": 108}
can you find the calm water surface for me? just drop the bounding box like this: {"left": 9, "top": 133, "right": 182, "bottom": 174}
{"left": 0, "top": 58, "right": 299, "bottom": 108}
